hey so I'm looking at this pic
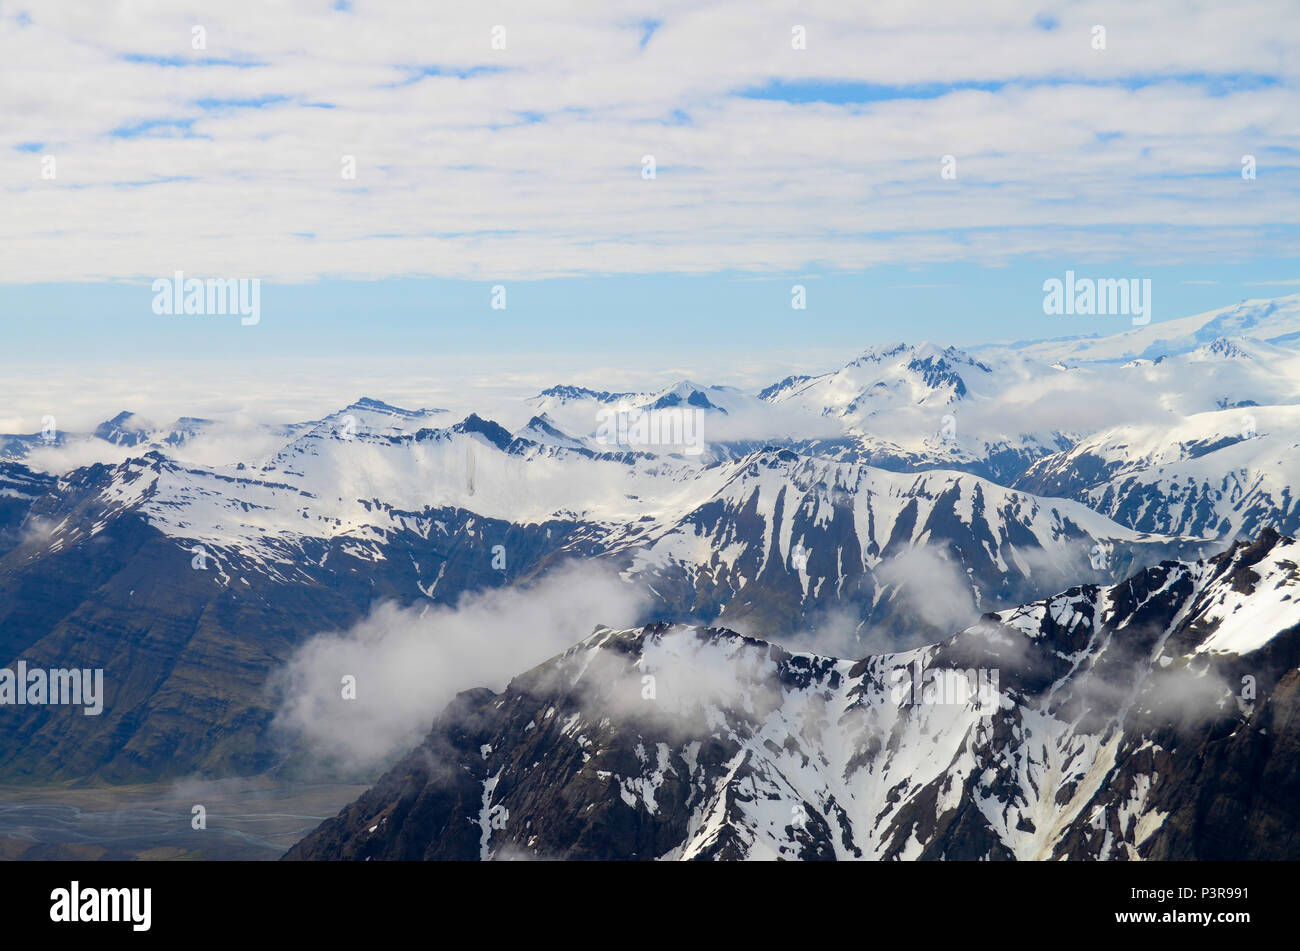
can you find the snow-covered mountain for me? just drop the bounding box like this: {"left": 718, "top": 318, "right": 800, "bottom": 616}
{"left": 2, "top": 411, "right": 217, "bottom": 458}
{"left": 758, "top": 342, "right": 1078, "bottom": 482}
{"left": 604, "top": 449, "right": 1198, "bottom": 641}
{"left": 1016, "top": 404, "right": 1300, "bottom": 539}
{"left": 760, "top": 341, "right": 1000, "bottom": 410}
{"left": 1110, "top": 336, "right": 1300, "bottom": 414}
{"left": 6, "top": 409, "right": 1194, "bottom": 640}
{"left": 286, "top": 529, "right": 1300, "bottom": 861}
{"left": 529, "top": 379, "right": 755, "bottom": 418}
{"left": 983, "top": 294, "right": 1300, "bottom": 365}
{"left": 0, "top": 398, "right": 448, "bottom": 467}
{"left": 525, "top": 378, "right": 840, "bottom": 461}
{"left": 5, "top": 295, "right": 1300, "bottom": 793}
{"left": 0, "top": 407, "right": 1197, "bottom": 783}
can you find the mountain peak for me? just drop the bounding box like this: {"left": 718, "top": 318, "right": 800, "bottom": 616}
{"left": 515, "top": 413, "right": 584, "bottom": 448}
{"left": 451, "top": 413, "right": 513, "bottom": 450}
{"left": 648, "top": 381, "right": 729, "bottom": 414}
{"left": 848, "top": 341, "right": 912, "bottom": 365}
{"left": 1197, "top": 337, "right": 1256, "bottom": 360}
{"left": 94, "top": 411, "right": 154, "bottom": 446}
{"left": 346, "top": 396, "right": 415, "bottom": 415}
{"left": 534, "top": 384, "right": 632, "bottom": 404}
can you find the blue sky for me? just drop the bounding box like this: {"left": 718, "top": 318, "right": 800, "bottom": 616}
{"left": 4, "top": 261, "right": 1300, "bottom": 368}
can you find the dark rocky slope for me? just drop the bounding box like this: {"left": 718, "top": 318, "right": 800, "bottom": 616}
{"left": 286, "top": 530, "right": 1300, "bottom": 860}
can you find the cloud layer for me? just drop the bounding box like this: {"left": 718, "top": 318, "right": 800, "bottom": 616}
{"left": 270, "top": 561, "right": 651, "bottom": 776}
{"left": 3, "top": 1, "right": 1299, "bottom": 281}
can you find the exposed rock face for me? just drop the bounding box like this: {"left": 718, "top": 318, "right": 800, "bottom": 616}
{"left": 614, "top": 451, "right": 1198, "bottom": 643}
{"left": 0, "top": 437, "right": 1188, "bottom": 784}
{"left": 286, "top": 530, "right": 1300, "bottom": 861}
{"left": 0, "top": 455, "right": 583, "bottom": 782}
{"left": 0, "top": 463, "right": 53, "bottom": 554}
{"left": 1012, "top": 409, "right": 1300, "bottom": 541}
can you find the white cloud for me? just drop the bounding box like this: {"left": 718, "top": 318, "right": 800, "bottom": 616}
{"left": 269, "top": 561, "right": 651, "bottom": 776}
{"left": 20, "top": 437, "right": 138, "bottom": 474}
{"left": 874, "top": 547, "right": 979, "bottom": 638}
{"left": 2, "top": 1, "right": 1298, "bottom": 281}
{"left": 0, "top": 344, "right": 860, "bottom": 436}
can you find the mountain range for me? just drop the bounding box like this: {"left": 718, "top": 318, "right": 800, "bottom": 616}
{"left": 286, "top": 529, "right": 1300, "bottom": 861}
{"left": 3, "top": 295, "right": 1300, "bottom": 861}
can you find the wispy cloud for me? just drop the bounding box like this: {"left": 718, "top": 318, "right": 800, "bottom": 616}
{"left": 1, "top": 1, "right": 1297, "bottom": 282}
{"left": 270, "top": 562, "right": 650, "bottom": 776}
